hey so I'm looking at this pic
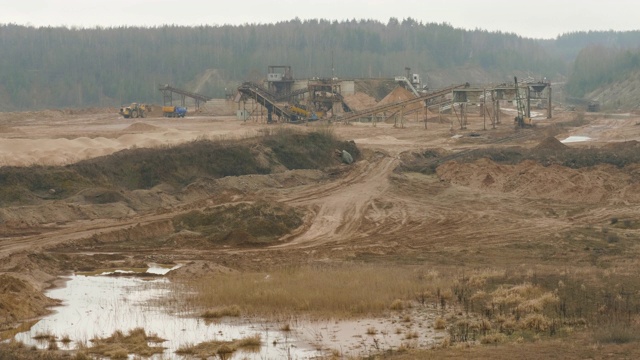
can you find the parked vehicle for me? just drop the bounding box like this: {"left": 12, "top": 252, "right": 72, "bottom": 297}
{"left": 119, "top": 103, "right": 151, "bottom": 118}
{"left": 162, "top": 106, "right": 187, "bottom": 118}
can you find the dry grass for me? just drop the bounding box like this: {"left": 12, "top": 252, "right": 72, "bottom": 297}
{"left": 170, "top": 249, "right": 640, "bottom": 356}
{"left": 175, "top": 334, "right": 261, "bottom": 358}
{"left": 201, "top": 305, "right": 242, "bottom": 319}
{"left": 33, "top": 332, "right": 56, "bottom": 341}
{"left": 88, "top": 328, "right": 165, "bottom": 358}
{"left": 180, "top": 264, "right": 450, "bottom": 319}
{"left": 0, "top": 340, "right": 92, "bottom": 360}
{"left": 405, "top": 330, "right": 419, "bottom": 339}
{"left": 60, "top": 335, "right": 72, "bottom": 344}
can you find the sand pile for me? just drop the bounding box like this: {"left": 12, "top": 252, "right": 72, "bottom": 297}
{"left": 436, "top": 158, "right": 639, "bottom": 204}
{"left": 534, "top": 137, "right": 569, "bottom": 151}
{"left": 124, "top": 122, "right": 160, "bottom": 132}
{"left": 377, "top": 86, "right": 415, "bottom": 106}
{"left": 342, "top": 92, "right": 378, "bottom": 111}
{"left": 377, "top": 86, "right": 423, "bottom": 113}
{"left": 0, "top": 129, "right": 205, "bottom": 166}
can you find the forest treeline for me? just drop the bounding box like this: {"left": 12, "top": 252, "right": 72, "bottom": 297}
{"left": 566, "top": 45, "right": 640, "bottom": 97}
{"left": 0, "top": 19, "right": 639, "bottom": 111}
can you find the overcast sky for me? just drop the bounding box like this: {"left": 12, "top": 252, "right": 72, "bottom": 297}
{"left": 1, "top": 0, "right": 638, "bottom": 39}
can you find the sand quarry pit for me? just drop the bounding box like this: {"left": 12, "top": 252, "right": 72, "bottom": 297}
{"left": 3, "top": 107, "right": 640, "bottom": 358}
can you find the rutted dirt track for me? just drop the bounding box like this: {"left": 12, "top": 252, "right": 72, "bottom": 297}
{"left": 2, "top": 107, "right": 640, "bottom": 268}
{"left": 279, "top": 154, "right": 399, "bottom": 247}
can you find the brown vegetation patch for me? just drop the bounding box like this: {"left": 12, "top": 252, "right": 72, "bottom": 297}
{"left": 172, "top": 201, "right": 303, "bottom": 247}
{"left": 175, "top": 334, "right": 260, "bottom": 358}
{"left": 88, "top": 328, "right": 165, "bottom": 359}
{"left": 181, "top": 264, "right": 452, "bottom": 319}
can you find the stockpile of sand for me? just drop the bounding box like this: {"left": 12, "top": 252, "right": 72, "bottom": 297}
{"left": 377, "top": 86, "right": 423, "bottom": 113}
{"left": 0, "top": 129, "right": 204, "bottom": 166}
{"left": 124, "top": 122, "right": 160, "bottom": 132}
{"left": 534, "top": 137, "right": 569, "bottom": 151}
{"left": 436, "top": 158, "right": 639, "bottom": 204}
{"left": 342, "top": 92, "right": 378, "bottom": 111}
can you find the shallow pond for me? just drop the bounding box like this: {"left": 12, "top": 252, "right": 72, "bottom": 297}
{"left": 561, "top": 135, "right": 592, "bottom": 143}
{"left": 14, "top": 265, "right": 444, "bottom": 359}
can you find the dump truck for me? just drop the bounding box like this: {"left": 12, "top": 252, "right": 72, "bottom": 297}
{"left": 119, "top": 103, "right": 151, "bottom": 119}
{"left": 162, "top": 106, "right": 187, "bottom": 118}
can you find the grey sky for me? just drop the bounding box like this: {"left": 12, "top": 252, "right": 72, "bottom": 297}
{"left": 1, "top": 0, "right": 638, "bottom": 39}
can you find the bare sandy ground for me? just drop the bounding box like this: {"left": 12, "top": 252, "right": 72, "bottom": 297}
{"left": 3, "top": 106, "right": 640, "bottom": 358}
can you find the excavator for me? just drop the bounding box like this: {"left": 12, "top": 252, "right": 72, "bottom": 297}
{"left": 119, "top": 103, "right": 151, "bottom": 119}
{"left": 514, "top": 77, "right": 532, "bottom": 128}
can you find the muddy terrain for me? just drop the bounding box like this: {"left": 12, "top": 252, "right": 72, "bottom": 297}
{"left": 2, "top": 104, "right": 640, "bottom": 359}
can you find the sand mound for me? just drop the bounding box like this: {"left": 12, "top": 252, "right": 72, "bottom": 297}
{"left": 342, "top": 92, "right": 378, "bottom": 111}
{"left": 124, "top": 122, "right": 160, "bottom": 132}
{"left": 377, "top": 86, "right": 415, "bottom": 106}
{"left": 437, "top": 158, "right": 639, "bottom": 204}
{"left": 534, "top": 137, "right": 569, "bottom": 151}
{"left": 377, "top": 86, "right": 423, "bottom": 113}
{"left": 0, "top": 125, "right": 17, "bottom": 133}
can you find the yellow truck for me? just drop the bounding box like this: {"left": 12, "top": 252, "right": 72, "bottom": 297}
{"left": 119, "top": 103, "right": 151, "bottom": 118}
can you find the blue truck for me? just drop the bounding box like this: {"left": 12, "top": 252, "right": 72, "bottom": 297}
{"left": 162, "top": 106, "right": 187, "bottom": 118}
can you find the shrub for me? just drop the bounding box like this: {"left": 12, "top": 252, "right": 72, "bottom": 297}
{"left": 434, "top": 318, "right": 447, "bottom": 330}
{"left": 390, "top": 299, "right": 406, "bottom": 311}
{"left": 593, "top": 324, "right": 640, "bottom": 344}
{"left": 201, "top": 305, "right": 242, "bottom": 318}
{"left": 480, "top": 332, "right": 507, "bottom": 345}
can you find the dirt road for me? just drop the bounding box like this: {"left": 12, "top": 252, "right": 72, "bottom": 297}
{"left": 1, "top": 109, "right": 638, "bottom": 257}
{"left": 4, "top": 106, "right": 640, "bottom": 355}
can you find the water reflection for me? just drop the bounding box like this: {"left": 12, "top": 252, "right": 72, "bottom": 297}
{"left": 14, "top": 270, "right": 317, "bottom": 359}
{"left": 14, "top": 265, "right": 443, "bottom": 359}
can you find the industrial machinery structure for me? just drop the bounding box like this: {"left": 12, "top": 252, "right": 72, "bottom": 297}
{"left": 119, "top": 103, "right": 151, "bottom": 119}
{"left": 514, "top": 77, "right": 533, "bottom": 127}
{"left": 237, "top": 82, "right": 294, "bottom": 123}
{"left": 394, "top": 67, "right": 423, "bottom": 97}
{"left": 234, "top": 65, "right": 552, "bottom": 129}
{"left": 338, "top": 84, "right": 465, "bottom": 125}
{"left": 266, "top": 66, "right": 294, "bottom": 96}
{"left": 158, "top": 84, "right": 211, "bottom": 109}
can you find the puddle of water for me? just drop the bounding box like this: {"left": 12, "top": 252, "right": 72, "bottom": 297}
{"left": 561, "top": 135, "right": 592, "bottom": 143}
{"left": 14, "top": 267, "right": 444, "bottom": 359}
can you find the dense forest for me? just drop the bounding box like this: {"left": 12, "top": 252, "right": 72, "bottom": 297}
{"left": 0, "top": 19, "right": 639, "bottom": 111}
{"left": 566, "top": 46, "right": 640, "bottom": 97}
